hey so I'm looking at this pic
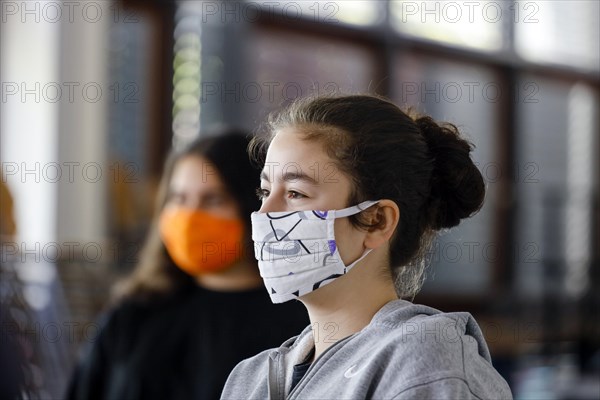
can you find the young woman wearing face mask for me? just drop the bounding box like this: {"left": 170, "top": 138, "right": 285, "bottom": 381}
{"left": 221, "top": 95, "right": 513, "bottom": 399}
{"left": 67, "top": 130, "right": 308, "bottom": 400}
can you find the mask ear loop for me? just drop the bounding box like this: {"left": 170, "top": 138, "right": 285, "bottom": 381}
{"left": 328, "top": 200, "right": 380, "bottom": 269}
{"left": 329, "top": 200, "right": 380, "bottom": 219}
{"left": 344, "top": 248, "right": 373, "bottom": 271}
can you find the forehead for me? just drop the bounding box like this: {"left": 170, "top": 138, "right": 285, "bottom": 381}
{"left": 265, "top": 127, "right": 333, "bottom": 172}
{"left": 170, "top": 156, "right": 225, "bottom": 192}
{"left": 263, "top": 127, "right": 355, "bottom": 200}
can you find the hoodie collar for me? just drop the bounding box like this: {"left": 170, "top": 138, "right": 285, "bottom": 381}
{"left": 266, "top": 324, "right": 314, "bottom": 398}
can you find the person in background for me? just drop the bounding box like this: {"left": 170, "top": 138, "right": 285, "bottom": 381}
{"left": 67, "top": 129, "right": 308, "bottom": 400}
{"left": 1, "top": 179, "right": 77, "bottom": 399}
{"left": 0, "top": 180, "right": 41, "bottom": 399}
{"left": 221, "top": 95, "right": 512, "bottom": 399}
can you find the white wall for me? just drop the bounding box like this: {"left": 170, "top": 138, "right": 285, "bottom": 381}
{"left": 1, "top": 1, "right": 109, "bottom": 254}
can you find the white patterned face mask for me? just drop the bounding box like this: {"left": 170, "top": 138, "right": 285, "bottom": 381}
{"left": 251, "top": 200, "right": 379, "bottom": 303}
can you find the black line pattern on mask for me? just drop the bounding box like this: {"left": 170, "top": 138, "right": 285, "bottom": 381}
{"left": 269, "top": 219, "right": 301, "bottom": 241}
{"left": 266, "top": 211, "right": 300, "bottom": 219}
{"left": 311, "top": 211, "right": 327, "bottom": 220}
{"left": 297, "top": 240, "right": 310, "bottom": 254}
{"left": 259, "top": 218, "right": 312, "bottom": 261}
{"left": 312, "top": 273, "right": 343, "bottom": 290}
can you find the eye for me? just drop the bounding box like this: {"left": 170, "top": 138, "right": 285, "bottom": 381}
{"left": 256, "top": 187, "right": 270, "bottom": 200}
{"left": 287, "top": 190, "right": 306, "bottom": 200}
{"left": 203, "top": 194, "right": 226, "bottom": 207}
{"left": 168, "top": 192, "right": 185, "bottom": 205}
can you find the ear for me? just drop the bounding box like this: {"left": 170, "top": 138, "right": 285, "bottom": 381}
{"left": 363, "top": 200, "right": 400, "bottom": 250}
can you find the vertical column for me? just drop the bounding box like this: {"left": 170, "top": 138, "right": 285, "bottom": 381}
{"left": 56, "top": 0, "right": 109, "bottom": 246}
{"left": 1, "top": 0, "right": 61, "bottom": 248}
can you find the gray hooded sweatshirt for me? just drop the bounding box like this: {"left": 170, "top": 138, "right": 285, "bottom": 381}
{"left": 221, "top": 299, "right": 512, "bottom": 399}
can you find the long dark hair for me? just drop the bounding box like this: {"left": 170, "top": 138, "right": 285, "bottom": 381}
{"left": 113, "top": 128, "right": 261, "bottom": 303}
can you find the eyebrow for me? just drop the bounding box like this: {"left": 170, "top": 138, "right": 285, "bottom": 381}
{"left": 260, "top": 170, "right": 319, "bottom": 185}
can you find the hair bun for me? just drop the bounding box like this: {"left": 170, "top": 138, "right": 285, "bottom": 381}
{"left": 415, "top": 116, "right": 485, "bottom": 230}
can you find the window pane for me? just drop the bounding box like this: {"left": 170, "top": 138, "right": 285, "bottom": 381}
{"left": 249, "top": 0, "right": 382, "bottom": 26}
{"left": 392, "top": 54, "right": 500, "bottom": 295}
{"left": 515, "top": 77, "right": 598, "bottom": 299}
{"left": 172, "top": 1, "right": 203, "bottom": 147}
{"left": 244, "top": 27, "right": 380, "bottom": 125}
{"left": 515, "top": 0, "right": 600, "bottom": 71}
{"left": 108, "top": 14, "right": 153, "bottom": 175}
{"left": 390, "top": 0, "right": 505, "bottom": 51}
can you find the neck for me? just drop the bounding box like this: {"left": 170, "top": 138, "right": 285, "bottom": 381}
{"left": 300, "top": 256, "right": 398, "bottom": 360}
{"left": 195, "top": 258, "right": 263, "bottom": 292}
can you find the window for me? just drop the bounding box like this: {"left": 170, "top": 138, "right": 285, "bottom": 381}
{"left": 515, "top": 0, "right": 600, "bottom": 71}
{"left": 390, "top": 0, "right": 505, "bottom": 51}
{"left": 393, "top": 54, "right": 501, "bottom": 295}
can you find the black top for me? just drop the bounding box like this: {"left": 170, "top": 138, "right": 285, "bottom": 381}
{"left": 66, "top": 285, "right": 308, "bottom": 400}
{"left": 289, "top": 347, "right": 314, "bottom": 393}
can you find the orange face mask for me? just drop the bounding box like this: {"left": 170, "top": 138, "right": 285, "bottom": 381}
{"left": 159, "top": 207, "right": 245, "bottom": 275}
